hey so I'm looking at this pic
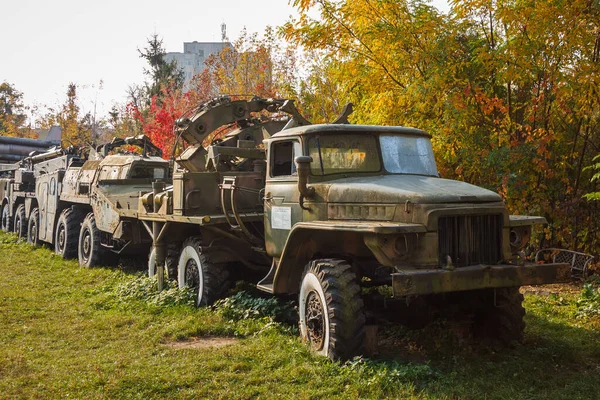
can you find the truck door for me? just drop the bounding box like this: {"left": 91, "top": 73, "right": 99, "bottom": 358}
{"left": 37, "top": 172, "right": 60, "bottom": 243}
{"left": 44, "top": 174, "right": 59, "bottom": 242}
{"left": 264, "top": 139, "right": 303, "bottom": 258}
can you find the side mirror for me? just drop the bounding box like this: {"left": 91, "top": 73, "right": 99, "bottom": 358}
{"left": 294, "top": 156, "right": 315, "bottom": 209}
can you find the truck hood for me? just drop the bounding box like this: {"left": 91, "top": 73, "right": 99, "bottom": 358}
{"left": 326, "top": 175, "right": 502, "bottom": 204}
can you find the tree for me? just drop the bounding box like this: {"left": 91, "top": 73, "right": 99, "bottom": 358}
{"left": 38, "top": 83, "right": 95, "bottom": 147}
{"left": 284, "top": 0, "right": 600, "bottom": 253}
{"left": 138, "top": 34, "right": 184, "bottom": 100}
{"left": 0, "top": 82, "right": 34, "bottom": 138}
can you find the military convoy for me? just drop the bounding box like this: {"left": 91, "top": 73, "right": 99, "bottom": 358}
{"left": 1, "top": 135, "right": 168, "bottom": 266}
{"left": 0, "top": 96, "right": 574, "bottom": 360}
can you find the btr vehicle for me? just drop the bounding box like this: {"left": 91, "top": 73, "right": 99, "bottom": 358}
{"left": 1, "top": 147, "right": 67, "bottom": 239}
{"left": 26, "top": 135, "right": 169, "bottom": 267}
{"left": 140, "top": 96, "right": 570, "bottom": 360}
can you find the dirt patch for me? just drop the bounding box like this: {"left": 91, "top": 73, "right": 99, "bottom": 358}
{"left": 163, "top": 336, "right": 239, "bottom": 350}
{"left": 521, "top": 282, "right": 583, "bottom": 296}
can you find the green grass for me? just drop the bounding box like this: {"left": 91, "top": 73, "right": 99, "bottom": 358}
{"left": 0, "top": 231, "right": 599, "bottom": 399}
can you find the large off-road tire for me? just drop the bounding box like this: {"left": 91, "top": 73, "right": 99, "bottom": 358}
{"left": 475, "top": 287, "right": 526, "bottom": 345}
{"left": 148, "top": 244, "right": 179, "bottom": 280}
{"left": 177, "top": 237, "right": 230, "bottom": 306}
{"left": 27, "top": 208, "right": 40, "bottom": 246}
{"left": 299, "top": 259, "right": 365, "bottom": 360}
{"left": 78, "top": 213, "right": 104, "bottom": 267}
{"left": 13, "top": 204, "right": 27, "bottom": 240}
{"left": 1, "top": 202, "right": 12, "bottom": 232}
{"left": 55, "top": 208, "right": 82, "bottom": 259}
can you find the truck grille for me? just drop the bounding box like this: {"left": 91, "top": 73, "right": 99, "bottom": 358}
{"left": 438, "top": 214, "right": 503, "bottom": 268}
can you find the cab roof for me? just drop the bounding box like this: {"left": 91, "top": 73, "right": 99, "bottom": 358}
{"left": 266, "top": 124, "right": 430, "bottom": 142}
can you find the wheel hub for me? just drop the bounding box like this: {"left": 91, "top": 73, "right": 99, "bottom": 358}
{"left": 1, "top": 207, "right": 7, "bottom": 230}
{"left": 82, "top": 229, "right": 91, "bottom": 261}
{"left": 305, "top": 290, "right": 325, "bottom": 351}
{"left": 185, "top": 259, "right": 200, "bottom": 293}
{"left": 57, "top": 224, "right": 66, "bottom": 252}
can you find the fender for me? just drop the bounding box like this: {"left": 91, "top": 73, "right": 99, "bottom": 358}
{"left": 271, "top": 220, "right": 426, "bottom": 293}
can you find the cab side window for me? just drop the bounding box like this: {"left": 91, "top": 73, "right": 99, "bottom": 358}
{"left": 271, "top": 141, "right": 301, "bottom": 177}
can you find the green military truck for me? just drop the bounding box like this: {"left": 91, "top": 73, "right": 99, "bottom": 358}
{"left": 139, "top": 96, "right": 570, "bottom": 360}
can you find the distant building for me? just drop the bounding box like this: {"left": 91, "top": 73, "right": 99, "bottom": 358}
{"left": 165, "top": 41, "right": 231, "bottom": 88}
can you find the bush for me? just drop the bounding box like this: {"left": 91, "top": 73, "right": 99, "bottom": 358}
{"left": 213, "top": 291, "right": 297, "bottom": 323}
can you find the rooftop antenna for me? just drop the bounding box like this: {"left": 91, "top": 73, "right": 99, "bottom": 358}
{"left": 221, "top": 22, "right": 228, "bottom": 42}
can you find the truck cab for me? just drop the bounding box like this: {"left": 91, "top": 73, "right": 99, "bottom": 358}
{"left": 260, "top": 124, "right": 569, "bottom": 359}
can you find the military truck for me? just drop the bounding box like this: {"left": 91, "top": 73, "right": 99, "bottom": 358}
{"left": 24, "top": 135, "right": 169, "bottom": 267}
{"left": 139, "top": 96, "right": 571, "bottom": 360}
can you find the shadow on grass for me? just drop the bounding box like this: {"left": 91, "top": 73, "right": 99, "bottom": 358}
{"left": 369, "top": 312, "right": 600, "bottom": 399}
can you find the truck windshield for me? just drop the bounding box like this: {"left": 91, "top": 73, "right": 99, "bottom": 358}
{"left": 380, "top": 135, "right": 438, "bottom": 176}
{"left": 308, "top": 134, "right": 381, "bottom": 175}
{"left": 128, "top": 165, "right": 167, "bottom": 179}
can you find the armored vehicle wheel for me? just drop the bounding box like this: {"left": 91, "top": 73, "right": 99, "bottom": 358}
{"left": 177, "top": 237, "right": 230, "bottom": 306}
{"left": 13, "top": 204, "right": 26, "bottom": 240}
{"left": 1, "top": 203, "right": 12, "bottom": 232}
{"left": 474, "top": 287, "right": 526, "bottom": 345}
{"left": 55, "top": 208, "right": 81, "bottom": 259}
{"left": 148, "top": 244, "right": 179, "bottom": 280}
{"left": 27, "top": 208, "right": 40, "bottom": 246}
{"left": 299, "top": 259, "right": 365, "bottom": 360}
{"left": 78, "top": 213, "right": 104, "bottom": 267}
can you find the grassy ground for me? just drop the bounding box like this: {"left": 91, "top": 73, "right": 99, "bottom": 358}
{"left": 1, "top": 231, "right": 599, "bottom": 399}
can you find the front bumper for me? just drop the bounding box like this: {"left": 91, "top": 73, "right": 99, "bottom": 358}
{"left": 392, "top": 262, "right": 571, "bottom": 296}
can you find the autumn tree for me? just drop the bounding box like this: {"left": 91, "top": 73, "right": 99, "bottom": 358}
{"left": 38, "top": 83, "right": 95, "bottom": 147}
{"left": 0, "top": 82, "right": 35, "bottom": 138}
{"left": 285, "top": 0, "right": 600, "bottom": 253}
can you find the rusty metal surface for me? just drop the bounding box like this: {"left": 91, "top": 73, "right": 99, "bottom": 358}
{"left": 289, "top": 220, "right": 427, "bottom": 234}
{"left": 391, "top": 262, "right": 572, "bottom": 296}
{"left": 325, "top": 175, "right": 502, "bottom": 204}
{"left": 509, "top": 215, "right": 547, "bottom": 226}
{"left": 266, "top": 123, "right": 430, "bottom": 140}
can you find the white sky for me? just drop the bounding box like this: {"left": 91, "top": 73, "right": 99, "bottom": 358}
{"left": 0, "top": 0, "right": 449, "bottom": 123}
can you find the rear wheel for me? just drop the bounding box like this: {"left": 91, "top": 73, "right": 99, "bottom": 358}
{"left": 13, "top": 204, "right": 26, "bottom": 240}
{"left": 148, "top": 244, "right": 179, "bottom": 280}
{"left": 55, "top": 208, "right": 81, "bottom": 259}
{"left": 27, "top": 208, "right": 40, "bottom": 246}
{"left": 299, "top": 259, "right": 365, "bottom": 360}
{"left": 1, "top": 203, "right": 12, "bottom": 232}
{"left": 78, "top": 213, "right": 104, "bottom": 267}
{"left": 177, "top": 237, "right": 230, "bottom": 306}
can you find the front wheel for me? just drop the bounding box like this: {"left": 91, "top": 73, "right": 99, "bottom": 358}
{"left": 1, "top": 203, "right": 12, "bottom": 232}
{"left": 475, "top": 287, "right": 526, "bottom": 345}
{"left": 299, "top": 259, "right": 365, "bottom": 360}
{"left": 177, "top": 237, "right": 230, "bottom": 306}
{"left": 78, "top": 213, "right": 104, "bottom": 267}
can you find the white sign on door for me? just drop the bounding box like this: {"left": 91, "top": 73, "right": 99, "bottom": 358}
{"left": 271, "top": 206, "right": 292, "bottom": 230}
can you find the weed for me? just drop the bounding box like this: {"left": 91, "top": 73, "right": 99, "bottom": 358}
{"left": 114, "top": 274, "right": 196, "bottom": 307}
{"left": 576, "top": 278, "right": 600, "bottom": 317}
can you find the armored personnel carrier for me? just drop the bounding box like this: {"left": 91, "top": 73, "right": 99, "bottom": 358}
{"left": 139, "top": 96, "right": 571, "bottom": 360}
{"left": 10, "top": 135, "right": 169, "bottom": 267}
